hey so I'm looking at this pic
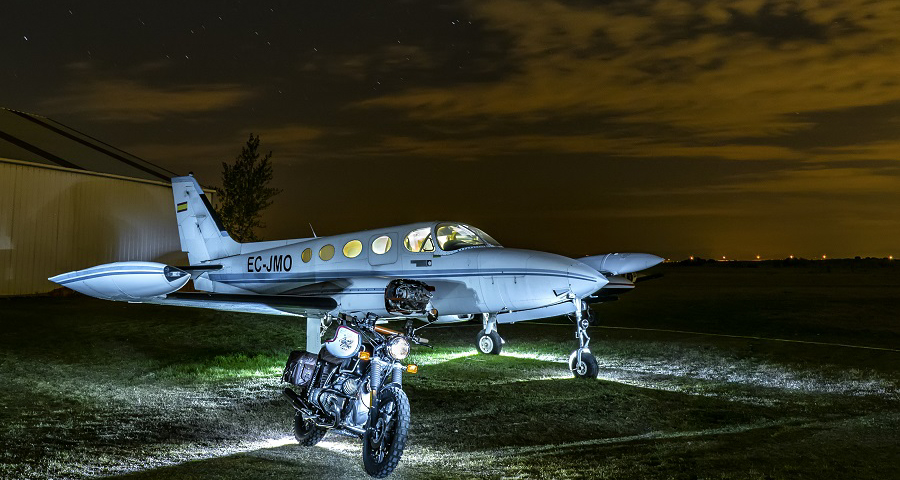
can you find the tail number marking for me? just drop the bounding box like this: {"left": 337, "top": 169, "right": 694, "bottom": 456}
{"left": 247, "top": 255, "right": 293, "bottom": 273}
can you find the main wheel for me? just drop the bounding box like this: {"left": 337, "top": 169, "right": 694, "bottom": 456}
{"left": 568, "top": 350, "right": 599, "bottom": 379}
{"left": 363, "top": 384, "right": 411, "bottom": 478}
{"left": 294, "top": 411, "right": 327, "bottom": 446}
{"left": 476, "top": 330, "right": 503, "bottom": 355}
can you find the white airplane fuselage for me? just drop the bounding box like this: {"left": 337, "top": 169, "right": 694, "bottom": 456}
{"left": 194, "top": 221, "right": 608, "bottom": 323}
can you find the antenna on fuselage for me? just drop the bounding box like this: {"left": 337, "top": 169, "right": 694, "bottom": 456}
{"left": 309, "top": 223, "right": 318, "bottom": 238}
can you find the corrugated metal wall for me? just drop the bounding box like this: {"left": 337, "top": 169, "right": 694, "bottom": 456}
{"left": 0, "top": 160, "right": 185, "bottom": 295}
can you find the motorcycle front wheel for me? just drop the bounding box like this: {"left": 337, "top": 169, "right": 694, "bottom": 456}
{"left": 362, "top": 384, "right": 411, "bottom": 478}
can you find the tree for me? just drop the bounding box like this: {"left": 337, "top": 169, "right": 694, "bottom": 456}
{"left": 215, "top": 133, "right": 281, "bottom": 242}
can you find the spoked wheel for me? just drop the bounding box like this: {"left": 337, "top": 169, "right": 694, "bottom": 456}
{"left": 476, "top": 330, "right": 503, "bottom": 355}
{"left": 363, "top": 384, "right": 411, "bottom": 478}
{"left": 568, "top": 350, "right": 599, "bottom": 379}
{"left": 294, "top": 411, "right": 327, "bottom": 446}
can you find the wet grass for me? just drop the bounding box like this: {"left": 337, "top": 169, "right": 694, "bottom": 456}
{"left": 1, "top": 262, "right": 898, "bottom": 479}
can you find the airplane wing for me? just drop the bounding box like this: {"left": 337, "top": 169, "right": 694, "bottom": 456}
{"left": 49, "top": 261, "right": 338, "bottom": 317}
{"left": 144, "top": 291, "right": 338, "bottom": 317}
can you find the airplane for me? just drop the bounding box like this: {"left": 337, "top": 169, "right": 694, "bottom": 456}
{"left": 50, "top": 175, "right": 663, "bottom": 378}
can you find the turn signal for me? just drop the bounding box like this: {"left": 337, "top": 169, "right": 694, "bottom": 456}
{"left": 359, "top": 351, "right": 371, "bottom": 361}
{"left": 406, "top": 364, "right": 418, "bottom": 374}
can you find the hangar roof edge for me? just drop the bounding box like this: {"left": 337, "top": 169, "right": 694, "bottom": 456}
{"left": 0, "top": 108, "right": 179, "bottom": 183}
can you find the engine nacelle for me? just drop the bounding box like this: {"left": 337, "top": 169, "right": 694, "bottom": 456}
{"left": 579, "top": 253, "right": 664, "bottom": 275}
{"left": 49, "top": 261, "right": 190, "bottom": 301}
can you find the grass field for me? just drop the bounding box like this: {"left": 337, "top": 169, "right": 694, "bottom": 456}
{"left": 1, "top": 261, "right": 898, "bottom": 479}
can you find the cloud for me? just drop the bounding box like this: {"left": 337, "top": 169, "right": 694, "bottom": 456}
{"left": 649, "top": 167, "right": 900, "bottom": 196}
{"left": 354, "top": 0, "right": 900, "bottom": 147}
{"left": 42, "top": 79, "right": 256, "bottom": 122}
{"left": 245, "top": 125, "right": 324, "bottom": 146}
{"left": 718, "top": 167, "right": 900, "bottom": 194}
{"left": 302, "top": 44, "right": 436, "bottom": 81}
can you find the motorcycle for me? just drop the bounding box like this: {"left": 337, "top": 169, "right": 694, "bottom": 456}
{"left": 282, "top": 313, "right": 428, "bottom": 478}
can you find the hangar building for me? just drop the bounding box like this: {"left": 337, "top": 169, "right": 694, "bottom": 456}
{"left": 0, "top": 108, "right": 186, "bottom": 295}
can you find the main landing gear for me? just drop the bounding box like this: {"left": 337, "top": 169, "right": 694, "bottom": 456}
{"left": 476, "top": 313, "right": 504, "bottom": 355}
{"left": 569, "top": 296, "right": 599, "bottom": 379}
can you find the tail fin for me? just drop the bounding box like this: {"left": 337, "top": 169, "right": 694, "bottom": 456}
{"left": 171, "top": 175, "right": 241, "bottom": 264}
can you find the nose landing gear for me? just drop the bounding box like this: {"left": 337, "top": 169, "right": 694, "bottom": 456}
{"left": 570, "top": 296, "right": 599, "bottom": 379}
{"left": 475, "top": 313, "right": 504, "bottom": 355}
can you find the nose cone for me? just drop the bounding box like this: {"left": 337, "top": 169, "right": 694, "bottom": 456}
{"left": 568, "top": 260, "right": 608, "bottom": 297}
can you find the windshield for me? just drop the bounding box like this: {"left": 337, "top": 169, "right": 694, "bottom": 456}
{"left": 435, "top": 223, "right": 499, "bottom": 251}
{"left": 469, "top": 226, "right": 501, "bottom": 247}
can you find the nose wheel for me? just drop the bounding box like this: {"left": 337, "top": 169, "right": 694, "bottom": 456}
{"left": 475, "top": 313, "right": 503, "bottom": 355}
{"left": 569, "top": 349, "right": 599, "bottom": 378}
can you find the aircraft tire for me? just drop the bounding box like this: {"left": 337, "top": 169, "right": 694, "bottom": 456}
{"left": 569, "top": 350, "right": 599, "bottom": 379}
{"left": 294, "top": 411, "right": 327, "bottom": 446}
{"left": 476, "top": 330, "right": 503, "bottom": 355}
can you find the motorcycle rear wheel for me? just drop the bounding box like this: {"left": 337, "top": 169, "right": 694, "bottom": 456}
{"left": 362, "top": 384, "right": 411, "bottom": 478}
{"left": 294, "top": 411, "right": 327, "bottom": 446}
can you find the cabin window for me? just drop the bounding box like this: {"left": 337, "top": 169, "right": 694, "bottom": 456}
{"left": 404, "top": 227, "right": 434, "bottom": 253}
{"left": 435, "top": 223, "right": 490, "bottom": 251}
{"left": 301, "top": 248, "right": 312, "bottom": 263}
{"left": 372, "top": 235, "right": 392, "bottom": 255}
{"left": 343, "top": 240, "right": 363, "bottom": 258}
{"left": 319, "top": 244, "right": 335, "bottom": 261}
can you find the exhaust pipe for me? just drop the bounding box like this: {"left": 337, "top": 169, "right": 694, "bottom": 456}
{"left": 283, "top": 387, "right": 308, "bottom": 411}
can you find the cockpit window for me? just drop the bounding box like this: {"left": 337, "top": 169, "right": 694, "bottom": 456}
{"left": 435, "top": 223, "right": 498, "bottom": 251}
{"left": 404, "top": 227, "right": 434, "bottom": 253}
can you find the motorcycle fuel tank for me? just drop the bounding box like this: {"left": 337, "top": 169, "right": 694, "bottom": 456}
{"left": 48, "top": 261, "right": 190, "bottom": 301}
{"left": 325, "top": 325, "right": 362, "bottom": 358}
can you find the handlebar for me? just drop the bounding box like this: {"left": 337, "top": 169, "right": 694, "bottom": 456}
{"left": 373, "top": 324, "right": 429, "bottom": 345}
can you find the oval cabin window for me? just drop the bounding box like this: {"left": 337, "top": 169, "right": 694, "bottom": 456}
{"left": 343, "top": 240, "right": 363, "bottom": 258}
{"left": 372, "top": 235, "right": 392, "bottom": 255}
{"left": 319, "top": 244, "right": 335, "bottom": 261}
{"left": 301, "top": 248, "right": 312, "bottom": 263}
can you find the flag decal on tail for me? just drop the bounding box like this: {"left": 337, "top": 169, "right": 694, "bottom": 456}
{"left": 176, "top": 202, "right": 188, "bottom": 213}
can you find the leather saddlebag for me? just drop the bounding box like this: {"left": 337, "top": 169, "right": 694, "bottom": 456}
{"left": 282, "top": 350, "right": 318, "bottom": 387}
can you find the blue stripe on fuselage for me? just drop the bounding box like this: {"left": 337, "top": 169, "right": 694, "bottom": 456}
{"left": 207, "top": 268, "right": 594, "bottom": 285}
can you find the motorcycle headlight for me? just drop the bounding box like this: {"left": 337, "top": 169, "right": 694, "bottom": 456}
{"left": 387, "top": 336, "right": 410, "bottom": 361}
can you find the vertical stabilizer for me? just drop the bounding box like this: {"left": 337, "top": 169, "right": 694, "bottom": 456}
{"left": 171, "top": 175, "right": 241, "bottom": 263}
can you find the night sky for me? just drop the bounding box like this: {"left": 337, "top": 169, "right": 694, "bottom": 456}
{"left": 4, "top": 1, "right": 899, "bottom": 260}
